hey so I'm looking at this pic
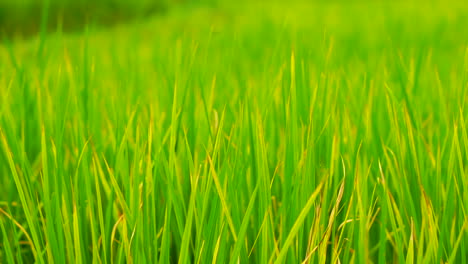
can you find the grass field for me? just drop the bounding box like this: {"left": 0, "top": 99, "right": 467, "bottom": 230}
{"left": 1, "top": 1, "right": 467, "bottom": 263}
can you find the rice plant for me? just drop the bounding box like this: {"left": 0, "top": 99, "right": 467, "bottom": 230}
{"left": 0, "top": 1, "right": 467, "bottom": 263}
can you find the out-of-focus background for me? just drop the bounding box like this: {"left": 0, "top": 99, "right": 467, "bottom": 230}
{"left": 0, "top": 0, "right": 184, "bottom": 39}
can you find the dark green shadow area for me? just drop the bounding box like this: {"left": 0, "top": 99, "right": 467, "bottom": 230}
{"left": 0, "top": 0, "right": 169, "bottom": 40}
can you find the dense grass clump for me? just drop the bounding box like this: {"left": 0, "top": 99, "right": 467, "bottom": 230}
{"left": 0, "top": 1, "right": 467, "bottom": 263}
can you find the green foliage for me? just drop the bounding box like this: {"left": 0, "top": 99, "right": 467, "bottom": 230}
{"left": 0, "top": 0, "right": 168, "bottom": 39}
{"left": 0, "top": 1, "right": 467, "bottom": 263}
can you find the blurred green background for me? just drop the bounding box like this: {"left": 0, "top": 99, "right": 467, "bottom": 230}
{"left": 0, "top": 0, "right": 175, "bottom": 39}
